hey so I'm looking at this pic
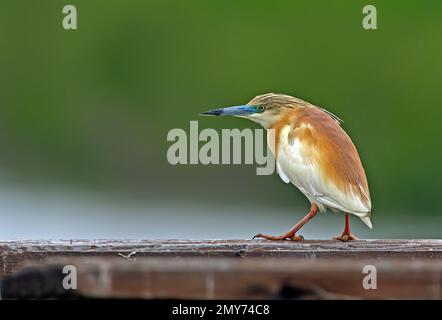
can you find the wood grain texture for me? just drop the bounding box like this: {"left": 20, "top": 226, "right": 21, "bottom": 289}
{"left": 1, "top": 239, "right": 442, "bottom": 299}
{"left": 1, "top": 239, "right": 442, "bottom": 276}
{"left": 1, "top": 256, "right": 442, "bottom": 299}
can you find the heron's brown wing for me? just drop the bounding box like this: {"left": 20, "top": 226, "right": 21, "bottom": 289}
{"left": 273, "top": 107, "right": 371, "bottom": 215}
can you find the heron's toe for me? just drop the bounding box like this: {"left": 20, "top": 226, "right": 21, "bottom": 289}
{"left": 291, "top": 235, "right": 304, "bottom": 242}
{"left": 333, "top": 234, "right": 359, "bottom": 241}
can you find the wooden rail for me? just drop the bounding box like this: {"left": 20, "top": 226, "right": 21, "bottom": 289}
{"left": 1, "top": 239, "right": 442, "bottom": 299}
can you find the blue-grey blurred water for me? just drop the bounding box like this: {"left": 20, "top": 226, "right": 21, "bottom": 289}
{"left": 0, "top": 182, "right": 440, "bottom": 240}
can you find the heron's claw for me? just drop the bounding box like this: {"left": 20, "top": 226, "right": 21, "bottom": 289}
{"left": 333, "top": 234, "right": 359, "bottom": 241}
{"left": 291, "top": 235, "right": 304, "bottom": 241}
{"left": 252, "top": 233, "right": 304, "bottom": 241}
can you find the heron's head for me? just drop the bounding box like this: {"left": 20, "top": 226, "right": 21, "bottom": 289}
{"left": 201, "top": 93, "right": 310, "bottom": 128}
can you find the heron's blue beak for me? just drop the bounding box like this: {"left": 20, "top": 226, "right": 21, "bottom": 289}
{"left": 200, "top": 105, "right": 258, "bottom": 116}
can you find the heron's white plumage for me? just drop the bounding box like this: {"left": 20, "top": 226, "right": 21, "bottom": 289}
{"left": 269, "top": 125, "right": 371, "bottom": 226}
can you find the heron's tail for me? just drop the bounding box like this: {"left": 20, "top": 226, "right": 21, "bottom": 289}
{"left": 360, "top": 215, "right": 373, "bottom": 229}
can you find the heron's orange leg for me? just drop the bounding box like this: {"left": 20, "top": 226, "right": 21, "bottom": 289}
{"left": 253, "top": 204, "right": 318, "bottom": 241}
{"left": 334, "top": 213, "right": 359, "bottom": 241}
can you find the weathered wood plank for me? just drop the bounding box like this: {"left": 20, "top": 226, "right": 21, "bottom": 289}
{"left": 1, "top": 240, "right": 442, "bottom": 299}
{"left": 1, "top": 239, "right": 442, "bottom": 276}
{"left": 2, "top": 257, "right": 442, "bottom": 299}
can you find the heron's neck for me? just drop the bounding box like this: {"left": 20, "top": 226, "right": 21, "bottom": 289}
{"left": 257, "top": 108, "right": 301, "bottom": 130}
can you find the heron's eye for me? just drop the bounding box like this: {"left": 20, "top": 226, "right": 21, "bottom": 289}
{"left": 258, "top": 105, "right": 266, "bottom": 112}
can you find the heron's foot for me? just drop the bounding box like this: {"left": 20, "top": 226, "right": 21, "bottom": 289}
{"left": 291, "top": 235, "right": 305, "bottom": 242}
{"left": 333, "top": 233, "right": 359, "bottom": 241}
{"left": 252, "top": 233, "right": 304, "bottom": 241}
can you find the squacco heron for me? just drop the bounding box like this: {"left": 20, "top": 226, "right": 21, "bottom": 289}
{"left": 201, "top": 93, "right": 372, "bottom": 241}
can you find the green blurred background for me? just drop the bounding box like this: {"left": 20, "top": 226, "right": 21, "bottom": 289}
{"left": 0, "top": 0, "right": 441, "bottom": 239}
